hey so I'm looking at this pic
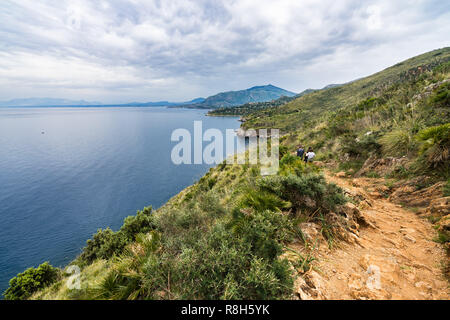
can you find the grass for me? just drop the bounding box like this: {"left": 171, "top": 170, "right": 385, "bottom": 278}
{"left": 443, "top": 179, "right": 450, "bottom": 197}
{"left": 240, "top": 47, "right": 450, "bottom": 181}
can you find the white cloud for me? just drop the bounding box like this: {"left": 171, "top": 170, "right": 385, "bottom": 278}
{"left": 0, "top": 0, "right": 448, "bottom": 103}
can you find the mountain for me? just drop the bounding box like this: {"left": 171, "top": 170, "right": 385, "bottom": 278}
{"left": 0, "top": 97, "right": 206, "bottom": 108}
{"left": 0, "top": 85, "right": 296, "bottom": 109}
{"left": 207, "top": 86, "right": 339, "bottom": 116}
{"left": 0, "top": 98, "right": 102, "bottom": 107}
{"left": 124, "top": 98, "right": 206, "bottom": 107}
{"left": 186, "top": 84, "right": 296, "bottom": 109}
{"left": 242, "top": 47, "right": 450, "bottom": 135}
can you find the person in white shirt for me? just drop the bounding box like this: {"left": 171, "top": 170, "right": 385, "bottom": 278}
{"left": 304, "top": 147, "right": 315, "bottom": 163}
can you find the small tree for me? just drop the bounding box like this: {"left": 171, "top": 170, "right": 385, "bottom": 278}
{"left": 4, "top": 262, "right": 60, "bottom": 300}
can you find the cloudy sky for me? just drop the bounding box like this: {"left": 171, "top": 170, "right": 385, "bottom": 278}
{"left": 0, "top": 0, "right": 449, "bottom": 103}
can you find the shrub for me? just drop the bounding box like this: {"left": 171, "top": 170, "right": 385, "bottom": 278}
{"left": 416, "top": 123, "right": 450, "bottom": 169}
{"left": 4, "top": 262, "right": 60, "bottom": 300}
{"left": 95, "top": 231, "right": 163, "bottom": 300}
{"left": 240, "top": 189, "right": 291, "bottom": 213}
{"left": 172, "top": 210, "right": 294, "bottom": 299}
{"left": 198, "top": 192, "right": 226, "bottom": 217}
{"left": 430, "top": 82, "right": 450, "bottom": 108}
{"left": 78, "top": 228, "right": 128, "bottom": 265}
{"left": 120, "top": 206, "right": 155, "bottom": 240}
{"left": 279, "top": 145, "right": 289, "bottom": 159}
{"left": 340, "top": 133, "right": 382, "bottom": 159}
{"left": 79, "top": 206, "right": 155, "bottom": 265}
{"left": 444, "top": 179, "right": 450, "bottom": 197}
{"left": 257, "top": 174, "right": 346, "bottom": 213}
{"left": 379, "top": 128, "right": 415, "bottom": 157}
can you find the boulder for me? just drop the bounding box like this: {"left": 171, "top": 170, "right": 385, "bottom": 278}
{"left": 336, "top": 171, "right": 347, "bottom": 178}
{"left": 389, "top": 182, "right": 446, "bottom": 208}
{"left": 426, "top": 197, "right": 450, "bottom": 217}
{"left": 355, "top": 155, "right": 409, "bottom": 178}
{"left": 299, "top": 223, "right": 323, "bottom": 243}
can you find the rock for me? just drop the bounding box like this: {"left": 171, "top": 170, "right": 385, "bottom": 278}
{"left": 439, "top": 214, "right": 450, "bottom": 231}
{"left": 294, "top": 272, "right": 328, "bottom": 300}
{"left": 352, "top": 179, "right": 361, "bottom": 187}
{"left": 426, "top": 197, "right": 450, "bottom": 217}
{"left": 399, "top": 227, "right": 416, "bottom": 234}
{"left": 303, "top": 197, "right": 317, "bottom": 209}
{"left": 414, "top": 281, "right": 432, "bottom": 292}
{"left": 348, "top": 274, "right": 364, "bottom": 291}
{"left": 389, "top": 182, "right": 445, "bottom": 208}
{"left": 294, "top": 276, "right": 314, "bottom": 300}
{"left": 376, "top": 185, "right": 391, "bottom": 194}
{"left": 438, "top": 215, "right": 450, "bottom": 241}
{"left": 336, "top": 171, "right": 347, "bottom": 178}
{"left": 404, "top": 235, "right": 417, "bottom": 243}
{"left": 313, "top": 161, "right": 325, "bottom": 168}
{"left": 355, "top": 155, "right": 409, "bottom": 178}
{"left": 359, "top": 254, "right": 400, "bottom": 285}
{"left": 338, "top": 202, "right": 375, "bottom": 229}
{"left": 369, "top": 191, "right": 383, "bottom": 199}
{"left": 348, "top": 272, "right": 391, "bottom": 300}
{"left": 299, "top": 223, "right": 323, "bottom": 243}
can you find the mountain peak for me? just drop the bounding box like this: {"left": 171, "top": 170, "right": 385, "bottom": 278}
{"left": 196, "top": 85, "right": 296, "bottom": 108}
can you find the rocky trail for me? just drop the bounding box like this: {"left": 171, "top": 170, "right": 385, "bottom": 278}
{"left": 291, "top": 171, "right": 449, "bottom": 300}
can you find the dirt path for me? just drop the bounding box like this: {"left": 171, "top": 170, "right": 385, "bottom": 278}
{"left": 293, "top": 172, "right": 449, "bottom": 300}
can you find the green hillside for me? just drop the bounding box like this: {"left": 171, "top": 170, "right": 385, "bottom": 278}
{"left": 242, "top": 47, "right": 450, "bottom": 178}
{"left": 5, "top": 48, "right": 449, "bottom": 300}
{"left": 207, "top": 89, "right": 315, "bottom": 117}
{"left": 187, "top": 84, "right": 296, "bottom": 108}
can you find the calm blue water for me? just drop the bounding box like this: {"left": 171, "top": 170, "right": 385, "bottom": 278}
{"left": 0, "top": 107, "right": 240, "bottom": 295}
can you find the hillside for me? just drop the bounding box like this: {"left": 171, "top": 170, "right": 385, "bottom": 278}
{"left": 242, "top": 48, "right": 450, "bottom": 133}
{"left": 186, "top": 84, "right": 296, "bottom": 109}
{"left": 207, "top": 89, "right": 315, "bottom": 117}
{"left": 5, "top": 48, "right": 449, "bottom": 300}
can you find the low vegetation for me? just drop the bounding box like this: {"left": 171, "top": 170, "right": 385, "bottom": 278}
{"left": 240, "top": 48, "right": 450, "bottom": 182}
{"left": 22, "top": 155, "right": 347, "bottom": 300}
{"left": 6, "top": 47, "right": 450, "bottom": 300}
{"left": 4, "top": 262, "right": 60, "bottom": 300}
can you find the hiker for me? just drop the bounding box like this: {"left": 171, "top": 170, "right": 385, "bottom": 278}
{"left": 296, "top": 145, "right": 305, "bottom": 160}
{"left": 304, "top": 147, "right": 316, "bottom": 163}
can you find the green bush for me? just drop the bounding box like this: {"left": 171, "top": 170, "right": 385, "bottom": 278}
{"left": 97, "top": 212, "right": 295, "bottom": 300}
{"left": 198, "top": 192, "right": 226, "bottom": 217}
{"left": 120, "top": 206, "right": 155, "bottom": 239}
{"left": 279, "top": 145, "right": 289, "bottom": 159}
{"left": 240, "top": 189, "right": 291, "bottom": 213}
{"left": 416, "top": 123, "right": 450, "bottom": 169}
{"left": 431, "top": 82, "right": 450, "bottom": 108}
{"left": 257, "top": 173, "right": 346, "bottom": 213}
{"left": 174, "top": 212, "right": 294, "bottom": 299}
{"left": 79, "top": 206, "right": 155, "bottom": 265}
{"left": 78, "top": 228, "right": 128, "bottom": 265}
{"left": 444, "top": 179, "right": 450, "bottom": 197}
{"left": 380, "top": 128, "right": 415, "bottom": 157}
{"left": 4, "top": 262, "right": 60, "bottom": 300}
{"left": 339, "top": 132, "right": 382, "bottom": 159}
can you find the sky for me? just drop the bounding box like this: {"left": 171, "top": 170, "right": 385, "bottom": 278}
{"left": 0, "top": 0, "right": 449, "bottom": 104}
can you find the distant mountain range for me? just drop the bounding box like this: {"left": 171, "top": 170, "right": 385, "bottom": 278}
{"left": 0, "top": 84, "right": 296, "bottom": 108}
{"left": 184, "top": 84, "right": 297, "bottom": 109}
{"left": 0, "top": 97, "right": 206, "bottom": 107}
{"left": 0, "top": 98, "right": 103, "bottom": 107}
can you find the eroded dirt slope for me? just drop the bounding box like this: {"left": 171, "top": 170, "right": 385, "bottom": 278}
{"left": 292, "top": 172, "right": 449, "bottom": 300}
